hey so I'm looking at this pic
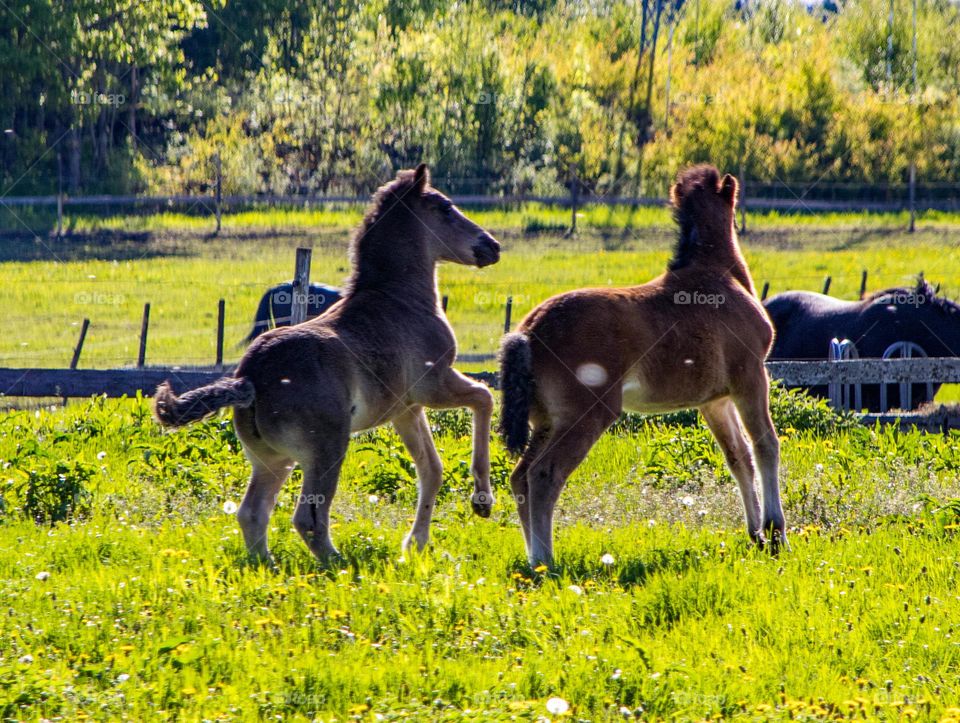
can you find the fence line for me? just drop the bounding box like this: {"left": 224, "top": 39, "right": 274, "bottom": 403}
{"left": 3, "top": 357, "right": 960, "bottom": 399}
{"left": 4, "top": 190, "right": 960, "bottom": 213}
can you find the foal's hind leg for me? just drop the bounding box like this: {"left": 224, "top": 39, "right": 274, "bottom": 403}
{"left": 393, "top": 407, "right": 444, "bottom": 552}
{"left": 237, "top": 454, "right": 293, "bottom": 562}
{"left": 235, "top": 409, "right": 293, "bottom": 562}
{"left": 700, "top": 398, "right": 763, "bottom": 546}
{"left": 733, "top": 373, "right": 787, "bottom": 551}
{"left": 292, "top": 430, "right": 350, "bottom": 561}
{"left": 510, "top": 427, "right": 550, "bottom": 557}
{"left": 526, "top": 409, "right": 616, "bottom": 567}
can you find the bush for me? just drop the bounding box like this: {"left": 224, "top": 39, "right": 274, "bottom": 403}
{"left": 5, "top": 451, "right": 95, "bottom": 525}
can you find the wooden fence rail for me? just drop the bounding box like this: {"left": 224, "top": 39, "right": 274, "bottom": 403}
{"left": 3, "top": 358, "right": 960, "bottom": 399}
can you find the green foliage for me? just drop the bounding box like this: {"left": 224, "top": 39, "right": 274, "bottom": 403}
{"left": 5, "top": 0, "right": 960, "bottom": 195}
{"left": 8, "top": 455, "right": 94, "bottom": 525}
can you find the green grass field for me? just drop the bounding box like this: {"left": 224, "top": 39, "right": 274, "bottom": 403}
{"left": 2, "top": 394, "right": 960, "bottom": 720}
{"left": 3, "top": 205, "right": 959, "bottom": 398}
{"left": 3, "top": 208, "right": 960, "bottom": 719}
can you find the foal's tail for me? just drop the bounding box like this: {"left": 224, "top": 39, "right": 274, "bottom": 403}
{"left": 153, "top": 376, "right": 255, "bottom": 428}
{"left": 498, "top": 332, "right": 534, "bottom": 455}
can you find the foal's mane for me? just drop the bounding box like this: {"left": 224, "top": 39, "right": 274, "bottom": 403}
{"left": 345, "top": 169, "right": 425, "bottom": 296}
{"left": 667, "top": 164, "right": 738, "bottom": 273}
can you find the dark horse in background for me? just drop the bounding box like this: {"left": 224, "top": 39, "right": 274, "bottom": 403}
{"left": 244, "top": 281, "right": 342, "bottom": 343}
{"left": 764, "top": 278, "right": 960, "bottom": 410}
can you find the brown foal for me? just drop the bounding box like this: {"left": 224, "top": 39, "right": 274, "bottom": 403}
{"left": 155, "top": 164, "right": 501, "bottom": 563}
{"left": 499, "top": 164, "right": 785, "bottom": 567}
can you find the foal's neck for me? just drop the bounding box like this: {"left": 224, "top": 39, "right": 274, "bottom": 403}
{"left": 347, "top": 223, "right": 439, "bottom": 308}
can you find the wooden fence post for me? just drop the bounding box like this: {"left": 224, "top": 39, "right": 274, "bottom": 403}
{"left": 822, "top": 276, "right": 832, "bottom": 295}
{"left": 859, "top": 270, "right": 868, "bottom": 299}
{"left": 568, "top": 165, "right": 578, "bottom": 236}
{"left": 70, "top": 319, "right": 90, "bottom": 370}
{"left": 504, "top": 296, "right": 513, "bottom": 333}
{"left": 214, "top": 151, "right": 222, "bottom": 236}
{"left": 56, "top": 151, "right": 64, "bottom": 239}
{"left": 760, "top": 281, "right": 769, "bottom": 301}
{"left": 137, "top": 303, "right": 150, "bottom": 368}
{"left": 291, "top": 248, "right": 312, "bottom": 325}
{"left": 442, "top": 295, "right": 448, "bottom": 313}
{"left": 738, "top": 160, "right": 747, "bottom": 234}
{"left": 216, "top": 299, "right": 225, "bottom": 368}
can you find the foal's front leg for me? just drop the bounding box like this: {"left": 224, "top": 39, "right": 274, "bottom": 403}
{"left": 393, "top": 407, "right": 444, "bottom": 550}
{"left": 421, "top": 369, "right": 496, "bottom": 518}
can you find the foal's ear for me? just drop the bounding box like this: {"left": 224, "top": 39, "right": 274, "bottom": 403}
{"left": 719, "top": 173, "right": 739, "bottom": 207}
{"left": 669, "top": 181, "right": 683, "bottom": 207}
{"left": 414, "top": 163, "right": 430, "bottom": 194}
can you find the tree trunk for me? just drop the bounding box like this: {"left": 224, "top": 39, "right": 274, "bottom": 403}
{"left": 128, "top": 64, "right": 138, "bottom": 154}
{"left": 68, "top": 124, "right": 81, "bottom": 194}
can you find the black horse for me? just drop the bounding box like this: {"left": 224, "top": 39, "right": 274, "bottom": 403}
{"left": 244, "top": 281, "right": 342, "bottom": 343}
{"left": 764, "top": 278, "right": 960, "bottom": 410}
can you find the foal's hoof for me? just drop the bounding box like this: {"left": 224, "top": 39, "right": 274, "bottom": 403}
{"left": 470, "top": 491, "right": 495, "bottom": 518}
{"left": 766, "top": 528, "right": 788, "bottom": 555}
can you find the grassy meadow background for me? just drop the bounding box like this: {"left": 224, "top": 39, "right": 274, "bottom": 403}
{"left": 2, "top": 209, "right": 960, "bottom": 719}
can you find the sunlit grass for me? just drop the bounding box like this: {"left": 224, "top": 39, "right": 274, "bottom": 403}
{"left": 8, "top": 201, "right": 960, "bottom": 238}
{"left": 2, "top": 397, "right": 960, "bottom": 719}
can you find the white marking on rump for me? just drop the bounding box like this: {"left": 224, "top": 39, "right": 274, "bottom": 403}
{"left": 576, "top": 362, "right": 608, "bottom": 387}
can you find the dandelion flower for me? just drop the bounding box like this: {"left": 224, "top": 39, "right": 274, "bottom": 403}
{"left": 680, "top": 495, "right": 695, "bottom": 507}
{"left": 222, "top": 500, "right": 238, "bottom": 514}
{"left": 546, "top": 697, "right": 569, "bottom": 715}
{"left": 600, "top": 553, "right": 615, "bottom": 566}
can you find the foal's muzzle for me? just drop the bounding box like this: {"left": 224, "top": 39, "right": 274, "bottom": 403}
{"left": 473, "top": 234, "right": 501, "bottom": 267}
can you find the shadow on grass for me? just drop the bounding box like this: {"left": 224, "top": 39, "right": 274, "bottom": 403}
{"left": 503, "top": 542, "right": 741, "bottom": 590}
{"left": 228, "top": 534, "right": 398, "bottom": 579}
{"left": 0, "top": 230, "right": 191, "bottom": 262}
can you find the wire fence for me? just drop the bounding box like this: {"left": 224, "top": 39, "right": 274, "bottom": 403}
{"left": 3, "top": 178, "right": 960, "bottom": 233}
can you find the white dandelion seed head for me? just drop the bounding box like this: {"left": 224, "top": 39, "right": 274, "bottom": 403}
{"left": 567, "top": 584, "right": 583, "bottom": 596}
{"left": 97, "top": 451, "right": 107, "bottom": 460}
{"left": 18, "top": 654, "right": 33, "bottom": 664}
{"left": 600, "top": 553, "right": 615, "bottom": 566}
{"left": 681, "top": 495, "right": 695, "bottom": 507}
{"left": 222, "top": 500, "right": 238, "bottom": 515}
{"left": 546, "top": 696, "right": 569, "bottom": 715}
{"left": 117, "top": 673, "right": 130, "bottom": 683}
{"left": 35, "top": 571, "right": 50, "bottom": 581}
{"left": 575, "top": 363, "right": 608, "bottom": 387}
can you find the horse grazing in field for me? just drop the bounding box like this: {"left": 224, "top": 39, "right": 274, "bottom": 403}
{"left": 499, "top": 164, "right": 785, "bottom": 567}
{"left": 155, "top": 164, "right": 501, "bottom": 562}
{"left": 764, "top": 278, "right": 960, "bottom": 410}
{"left": 244, "top": 282, "right": 342, "bottom": 343}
